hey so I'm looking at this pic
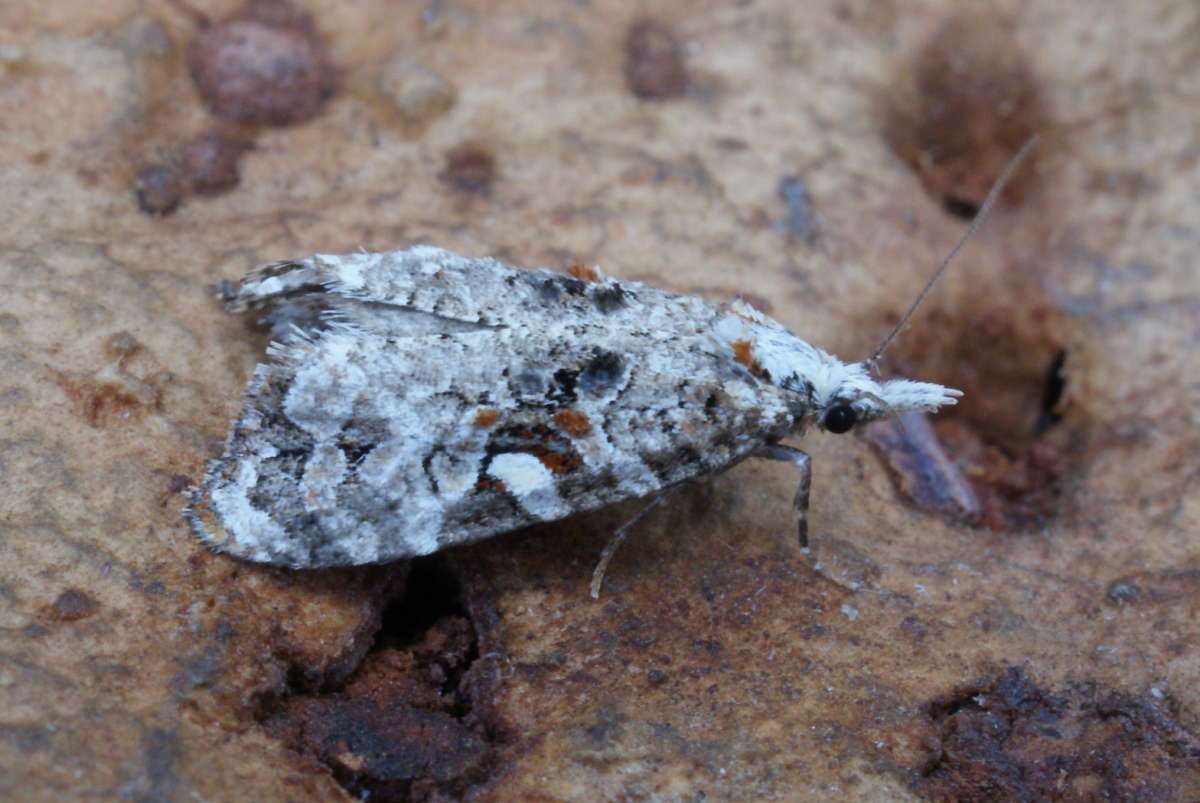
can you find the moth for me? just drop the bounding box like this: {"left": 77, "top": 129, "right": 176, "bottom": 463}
{"left": 187, "top": 142, "right": 1034, "bottom": 591}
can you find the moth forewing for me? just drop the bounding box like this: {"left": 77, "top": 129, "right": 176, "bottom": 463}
{"left": 189, "top": 248, "right": 806, "bottom": 568}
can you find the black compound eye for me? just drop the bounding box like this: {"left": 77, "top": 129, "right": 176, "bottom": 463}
{"left": 823, "top": 405, "right": 857, "bottom": 434}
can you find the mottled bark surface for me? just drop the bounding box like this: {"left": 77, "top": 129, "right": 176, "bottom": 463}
{"left": 2, "top": 1, "right": 1198, "bottom": 800}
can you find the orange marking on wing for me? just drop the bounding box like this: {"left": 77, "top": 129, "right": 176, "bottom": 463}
{"left": 537, "top": 451, "right": 583, "bottom": 474}
{"left": 554, "top": 409, "right": 593, "bottom": 437}
{"left": 565, "top": 262, "right": 601, "bottom": 282}
{"left": 730, "top": 340, "right": 764, "bottom": 375}
{"left": 474, "top": 408, "right": 499, "bottom": 427}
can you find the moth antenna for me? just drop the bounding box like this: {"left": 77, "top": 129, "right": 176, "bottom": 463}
{"left": 866, "top": 135, "right": 1039, "bottom": 369}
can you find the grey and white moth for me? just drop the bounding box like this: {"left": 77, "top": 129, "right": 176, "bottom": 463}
{"left": 186, "top": 244, "right": 959, "bottom": 568}
{"left": 187, "top": 143, "right": 1034, "bottom": 578}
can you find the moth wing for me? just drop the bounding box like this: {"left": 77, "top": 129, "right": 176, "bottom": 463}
{"left": 225, "top": 245, "right": 644, "bottom": 335}
{"left": 190, "top": 274, "right": 799, "bottom": 568}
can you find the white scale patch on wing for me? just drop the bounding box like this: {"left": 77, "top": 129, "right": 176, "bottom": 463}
{"left": 206, "top": 442, "right": 287, "bottom": 561}
{"left": 487, "top": 452, "right": 572, "bottom": 521}
{"left": 283, "top": 334, "right": 370, "bottom": 439}
{"left": 299, "top": 443, "right": 347, "bottom": 510}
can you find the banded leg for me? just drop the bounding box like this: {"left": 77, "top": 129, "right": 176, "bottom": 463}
{"left": 753, "top": 444, "right": 812, "bottom": 549}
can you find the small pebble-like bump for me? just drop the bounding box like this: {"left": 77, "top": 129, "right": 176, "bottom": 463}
{"left": 378, "top": 57, "right": 456, "bottom": 135}
{"left": 578, "top": 351, "right": 625, "bottom": 394}
{"left": 590, "top": 284, "right": 628, "bottom": 314}
{"left": 187, "top": 0, "right": 335, "bottom": 126}
{"left": 1107, "top": 581, "right": 1140, "bottom": 604}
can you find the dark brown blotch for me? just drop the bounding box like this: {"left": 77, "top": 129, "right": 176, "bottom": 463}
{"left": 134, "top": 128, "right": 254, "bottom": 216}
{"left": 623, "top": 18, "right": 689, "bottom": 100}
{"left": 883, "top": 12, "right": 1045, "bottom": 216}
{"left": 439, "top": 142, "right": 498, "bottom": 196}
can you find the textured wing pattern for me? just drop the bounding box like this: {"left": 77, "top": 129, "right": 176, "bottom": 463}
{"left": 189, "top": 248, "right": 801, "bottom": 567}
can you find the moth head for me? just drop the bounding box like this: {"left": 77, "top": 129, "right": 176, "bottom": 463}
{"left": 813, "top": 364, "right": 962, "bottom": 435}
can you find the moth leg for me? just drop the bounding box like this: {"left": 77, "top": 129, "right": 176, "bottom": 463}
{"left": 753, "top": 444, "right": 812, "bottom": 550}
{"left": 589, "top": 493, "right": 668, "bottom": 600}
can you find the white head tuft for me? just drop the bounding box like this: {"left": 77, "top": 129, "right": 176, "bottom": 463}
{"left": 713, "top": 301, "right": 960, "bottom": 434}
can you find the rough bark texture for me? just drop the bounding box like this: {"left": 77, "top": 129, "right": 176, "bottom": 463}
{"left": 2, "top": 1, "right": 1198, "bottom": 800}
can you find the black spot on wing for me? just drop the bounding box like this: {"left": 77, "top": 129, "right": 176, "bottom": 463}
{"left": 590, "top": 282, "right": 628, "bottom": 313}
{"left": 551, "top": 368, "right": 578, "bottom": 403}
{"left": 579, "top": 350, "right": 625, "bottom": 394}
{"left": 555, "top": 276, "right": 588, "bottom": 296}
{"left": 510, "top": 349, "right": 628, "bottom": 406}
{"left": 536, "top": 278, "right": 561, "bottom": 302}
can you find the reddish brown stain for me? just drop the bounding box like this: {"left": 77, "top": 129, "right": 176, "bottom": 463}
{"left": 624, "top": 19, "right": 689, "bottom": 100}
{"left": 565, "top": 263, "right": 600, "bottom": 283}
{"left": 473, "top": 409, "right": 499, "bottom": 428}
{"left": 554, "top": 409, "right": 592, "bottom": 438}
{"left": 135, "top": 128, "right": 255, "bottom": 216}
{"left": 884, "top": 12, "right": 1044, "bottom": 213}
{"left": 60, "top": 379, "right": 152, "bottom": 428}
{"left": 474, "top": 478, "right": 506, "bottom": 493}
{"left": 47, "top": 589, "right": 100, "bottom": 622}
